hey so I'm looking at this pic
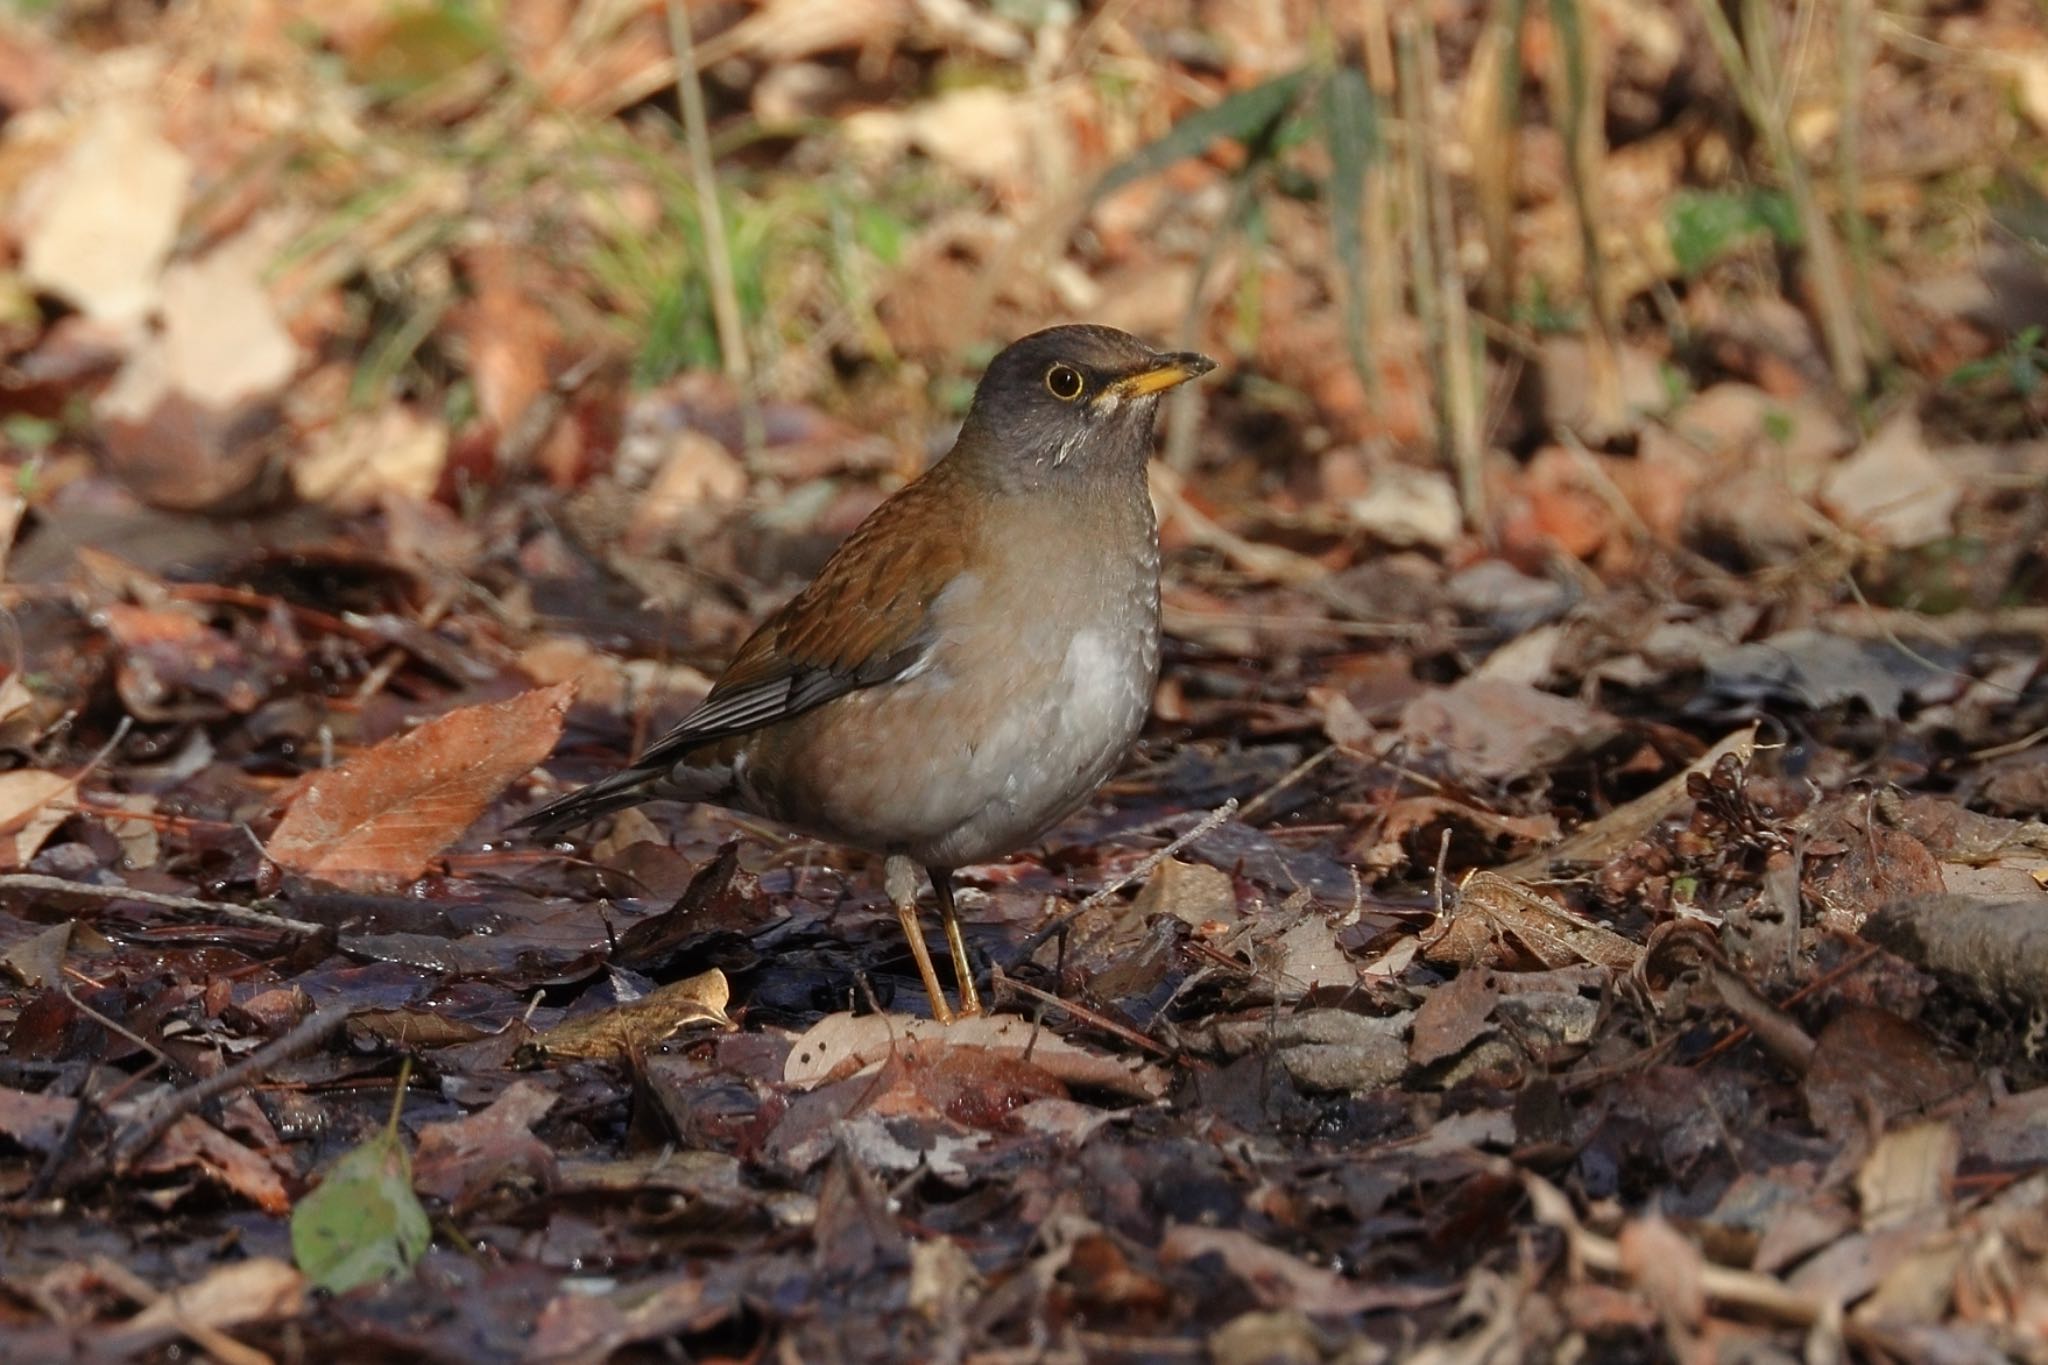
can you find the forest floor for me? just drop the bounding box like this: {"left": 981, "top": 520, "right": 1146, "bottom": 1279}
{"left": 5, "top": 1, "right": 2048, "bottom": 1361}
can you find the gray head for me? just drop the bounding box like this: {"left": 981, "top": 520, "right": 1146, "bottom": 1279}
{"left": 951, "top": 324, "right": 1215, "bottom": 487}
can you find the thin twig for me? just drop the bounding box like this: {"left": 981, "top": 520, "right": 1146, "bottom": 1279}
{"left": 1015, "top": 800, "right": 1239, "bottom": 962}
{"left": 988, "top": 967, "right": 1174, "bottom": 1059}
{"left": 88, "top": 1256, "right": 275, "bottom": 1365}
{"left": 0, "top": 874, "right": 328, "bottom": 939}
{"left": 1237, "top": 746, "right": 1335, "bottom": 825}
{"left": 112, "top": 1004, "right": 352, "bottom": 1169}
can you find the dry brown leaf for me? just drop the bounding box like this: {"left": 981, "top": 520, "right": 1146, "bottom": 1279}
{"left": 0, "top": 1083, "right": 77, "bottom": 1150}
{"left": 1160, "top": 1226, "right": 1445, "bottom": 1314}
{"left": 784, "top": 1012, "right": 1168, "bottom": 1101}
{"left": 1425, "top": 871, "right": 1641, "bottom": 971}
{"left": 1857, "top": 1122, "right": 1960, "bottom": 1231}
{"left": 412, "top": 1079, "right": 560, "bottom": 1206}
{"left": 267, "top": 682, "right": 574, "bottom": 890}
{"left": 456, "top": 243, "right": 556, "bottom": 439}
{"left": 130, "top": 1114, "right": 291, "bottom": 1214}
{"left": 1821, "top": 413, "right": 1961, "bottom": 548}
{"left": 526, "top": 968, "right": 735, "bottom": 1060}
{"left": 1409, "top": 967, "right": 1500, "bottom": 1066}
{"left": 1396, "top": 675, "right": 1624, "bottom": 786}
{"left": 1, "top": 920, "right": 70, "bottom": 988}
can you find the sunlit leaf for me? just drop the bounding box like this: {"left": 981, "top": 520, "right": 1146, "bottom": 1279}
{"left": 266, "top": 682, "right": 574, "bottom": 891}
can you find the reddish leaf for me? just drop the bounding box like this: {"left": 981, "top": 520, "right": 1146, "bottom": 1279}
{"left": 267, "top": 682, "right": 573, "bottom": 890}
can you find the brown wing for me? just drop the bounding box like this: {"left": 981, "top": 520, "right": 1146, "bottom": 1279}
{"left": 632, "top": 468, "right": 977, "bottom": 769}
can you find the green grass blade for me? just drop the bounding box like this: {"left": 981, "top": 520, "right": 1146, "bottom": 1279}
{"left": 1322, "top": 64, "right": 1377, "bottom": 377}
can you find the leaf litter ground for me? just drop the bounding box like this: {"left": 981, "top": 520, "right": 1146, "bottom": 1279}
{"left": 5, "top": 1, "right": 2048, "bottom": 1361}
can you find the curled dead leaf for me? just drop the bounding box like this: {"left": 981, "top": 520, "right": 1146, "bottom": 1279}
{"left": 525, "top": 969, "right": 735, "bottom": 1061}
{"left": 784, "top": 1012, "right": 1168, "bottom": 1101}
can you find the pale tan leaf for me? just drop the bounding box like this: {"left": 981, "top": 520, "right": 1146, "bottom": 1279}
{"left": 19, "top": 104, "right": 189, "bottom": 325}
{"left": 0, "top": 769, "right": 72, "bottom": 869}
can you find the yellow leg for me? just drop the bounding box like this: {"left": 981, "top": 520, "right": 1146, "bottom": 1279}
{"left": 932, "top": 868, "right": 982, "bottom": 1018}
{"left": 885, "top": 855, "right": 953, "bottom": 1024}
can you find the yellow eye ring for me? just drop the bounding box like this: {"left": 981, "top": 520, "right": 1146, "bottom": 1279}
{"left": 1045, "top": 363, "right": 1085, "bottom": 401}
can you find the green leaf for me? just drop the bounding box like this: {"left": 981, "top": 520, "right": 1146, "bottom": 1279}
{"left": 1747, "top": 189, "right": 1803, "bottom": 248}
{"left": 1667, "top": 190, "right": 1755, "bottom": 276}
{"left": 291, "top": 1128, "right": 431, "bottom": 1295}
{"left": 1666, "top": 188, "right": 1801, "bottom": 276}
{"left": 1090, "top": 69, "right": 1309, "bottom": 201}
{"left": 1943, "top": 358, "right": 1997, "bottom": 389}
{"left": 345, "top": 3, "right": 496, "bottom": 98}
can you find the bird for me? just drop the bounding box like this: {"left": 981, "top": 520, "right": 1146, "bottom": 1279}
{"left": 521, "top": 324, "right": 1216, "bottom": 1022}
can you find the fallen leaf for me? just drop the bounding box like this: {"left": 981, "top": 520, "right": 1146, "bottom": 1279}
{"left": 113, "top": 240, "right": 298, "bottom": 412}
{"left": 784, "top": 1012, "right": 1168, "bottom": 1101}
{"left": 19, "top": 104, "right": 189, "bottom": 325}
{"left": 1397, "top": 676, "right": 1624, "bottom": 786}
{"left": 0, "top": 768, "right": 71, "bottom": 868}
{"left": 267, "top": 682, "right": 574, "bottom": 890}
{"left": 525, "top": 968, "right": 735, "bottom": 1060}
{"left": 291, "top": 1126, "right": 431, "bottom": 1294}
{"left": 1130, "top": 857, "right": 1240, "bottom": 930}
{"left": 625, "top": 431, "right": 749, "bottom": 552}
{"left": 0, "top": 1083, "right": 77, "bottom": 1151}
{"left": 292, "top": 403, "right": 450, "bottom": 512}
{"left": 131, "top": 1114, "right": 292, "bottom": 1214}
{"left": 1425, "top": 872, "right": 1641, "bottom": 971}
{"left": 1616, "top": 1214, "right": 1707, "bottom": 1329}
{"left": 1704, "top": 628, "right": 1951, "bottom": 718}
{"left": 1804, "top": 1007, "right": 1968, "bottom": 1141}
{"left": 412, "top": 1079, "right": 559, "bottom": 1207}
{"left": 1857, "top": 1122, "right": 1959, "bottom": 1231}
{"left": 456, "top": 243, "right": 557, "bottom": 439}
{"left": 1, "top": 920, "right": 70, "bottom": 988}
{"left": 1341, "top": 460, "right": 1464, "bottom": 549}
{"left": 1821, "top": 413, "right": 1961, "bottom": 548}
{"left": 1410, "top": 968, "right": 1500, "bottom": 1066}
{"left": 1161, "top": 1225, "right": 1443, "bottom": 1314}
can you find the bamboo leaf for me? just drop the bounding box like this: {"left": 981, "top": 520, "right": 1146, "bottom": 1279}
{"left": 1090, "top": 70, "right": 1309, "bottom": 201}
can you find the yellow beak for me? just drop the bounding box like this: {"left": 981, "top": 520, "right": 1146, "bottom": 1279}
{"left": 1106, "top": 351, "right": 1218, "bottom": 399}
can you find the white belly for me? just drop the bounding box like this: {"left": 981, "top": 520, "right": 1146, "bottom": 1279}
{"left": 909, "top": 624, "right": 1154, "bottom": 866}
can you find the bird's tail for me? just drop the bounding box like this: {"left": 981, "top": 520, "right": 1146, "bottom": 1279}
{"left": 515, "top": 766, "right": 666, "bottom": 842}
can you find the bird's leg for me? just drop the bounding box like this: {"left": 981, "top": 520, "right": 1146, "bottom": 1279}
{"left": 884, "top": 854, "right": 953, "bottom": 1025}
{"left": 930, "top": 867, "right": 982, "bottom": 1019}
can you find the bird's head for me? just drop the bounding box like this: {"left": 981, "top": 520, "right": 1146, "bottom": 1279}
{"left": 953, "top": 324, "right": 1215, "bottom": 485}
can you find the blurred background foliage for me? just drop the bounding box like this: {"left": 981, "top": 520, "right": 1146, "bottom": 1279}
{"left": 0, "top": 0, "right": 2045, "bottom": 571}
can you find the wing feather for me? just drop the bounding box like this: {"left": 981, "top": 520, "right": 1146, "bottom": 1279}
{"left": 631, "top": 465, "right": 977, "bottom": 770}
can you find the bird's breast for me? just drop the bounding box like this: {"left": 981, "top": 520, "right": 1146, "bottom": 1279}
{"left": 733, "top": 527, "right": 1161, "bottom": 867}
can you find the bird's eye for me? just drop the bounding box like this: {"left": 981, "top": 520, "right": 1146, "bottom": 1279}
{"left": 1044, "top": 363, "right": 1085, "bottom": 401}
